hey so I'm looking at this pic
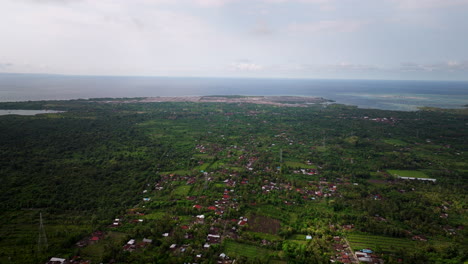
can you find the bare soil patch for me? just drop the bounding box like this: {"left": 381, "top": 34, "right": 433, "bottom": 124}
{"left": 249, "top": 214, "right": 281, "bottom": 234}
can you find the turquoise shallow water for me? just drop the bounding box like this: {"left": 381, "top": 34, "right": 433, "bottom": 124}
{"left": 0, "top": 74, "right": 467, "bottom": 111}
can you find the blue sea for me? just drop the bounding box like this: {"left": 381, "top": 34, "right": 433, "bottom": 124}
{"left": 0, "top": 73, "right": 467, "bottom": 111}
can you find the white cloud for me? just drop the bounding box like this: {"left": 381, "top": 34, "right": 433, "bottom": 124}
{"left": 288, "top": 20, "right": 368, "bottom": 33}
{"left": 251, "top": 20, "right": 274, "bottom": 35}
{"left": 0, "top": 63, "right": 14, "bottom": 69}
{"left": 390, "top": 0, "right": 468, "bottom": 9}
{"left": 230, "top": 62, "right": 264, "bottom": 71}
{"left": 191, "top": 0, "right": 234, "bottom": 7}
{"left": 399, "top": 61, "right": 468, "bottom": 72}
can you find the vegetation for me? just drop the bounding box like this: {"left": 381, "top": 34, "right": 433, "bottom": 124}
{"left": 0, "top": 98, "right": 466, "bottom": 263}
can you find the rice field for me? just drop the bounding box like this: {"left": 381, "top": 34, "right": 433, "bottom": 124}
{"left": 284, "top": 161, "right": 317, "bottom": 169}
{"left": 347, "top": 233, "right": 416, "bottom": 253}
{"left": 387, "top": 170, "right": 429, "bottom": 178}
{"left": 171, "top": 185, "right": 192, "bottom": 196}
{"left": 224, "top": 240, "right": 275, "bottom": 259}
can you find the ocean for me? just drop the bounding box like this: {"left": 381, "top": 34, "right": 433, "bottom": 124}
{"left": 0, "top": 73, "right": 467, "bottom": 111}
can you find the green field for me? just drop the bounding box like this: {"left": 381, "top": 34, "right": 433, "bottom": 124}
{"left": 224, "top": 240, "right": 275, "bottom": 259}
{"left": 347, "top": 233, "right": 416, "bottom": 253}
{"left": 288, "top": 234, "right": 308, "bottom": 241}
{"left": 383, "top": 139, "right": 408, "bottom": 146}
{"left": 142, "top": 211, "right": 165, "bottom": 220}
{"left": 81, "top": 232, "right": 127, "bottom": 263}
{"left": 0, "top": 211, "right": 92, "bottom": 264}
{"left": 172, "top": 185, "right": 192, "bottom": 196}
{"left": 284, "top": 161, "right": 317, "bottom": 169}
{"left": 246, "top": 231, "right": 282, "bottom": 241}
{"left": 161, "top": 169, "right": 192, "bottom": 175}
{"left": 387, "top": 170, "right": 429, "bottom": 178}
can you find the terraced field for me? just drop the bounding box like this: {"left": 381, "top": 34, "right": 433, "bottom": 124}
{"left": 347, "top": 233, "right": 416, "bottom": 253}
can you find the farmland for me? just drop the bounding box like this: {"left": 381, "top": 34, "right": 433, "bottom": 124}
{"left": 0, "top": 98, "right": 466, "bottom": 263}
{"left": 387, "top": 170, "right": 430, "bottom": 178}
{"left": 347, "top": 233, "right": 416, "bottom": 253}
{"left": 224, "top": 240, "right": 276, "bottom": 260}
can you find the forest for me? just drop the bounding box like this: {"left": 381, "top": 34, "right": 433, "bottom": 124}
{"left": 0, "top": 97, "right": 466, "bottom": 264}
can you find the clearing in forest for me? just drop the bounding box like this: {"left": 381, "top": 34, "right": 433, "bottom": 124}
{"left": 387, "top": 169, "right": 429, "bottom": 178}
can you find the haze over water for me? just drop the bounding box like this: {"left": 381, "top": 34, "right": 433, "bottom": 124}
{"left": 0, "top": 74, "right": 467, "bottom": 111}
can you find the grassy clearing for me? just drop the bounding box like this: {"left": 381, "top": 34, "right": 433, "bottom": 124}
{"left": 289, "top": 234, "right": 308, "bottom": 240}
{"left": 0, "top": 210, "right": 92, "bottom": 264}
{"left": 224, "top": 240, "right": 274, "bottom": 259}
{"left": 284, "top": 161, "right": 317, "bottom": 169}
{"left": 255, "top": 205, "right": 286, "bottom": 222}
{"left": 211, "top": 160, "right": 226, "bottom": 169}
{"left": 314, "top": 146, "right": 327, "bottom": 152}
{"left": 81, "top": 232, "right": 127, "bottom": 263}
{"left": 142, "top": 211, "right": 165, "bottom": 220}
{"left": 172, "top": 185, "right": 192, "bottom": 196}
{"left": 347, "top": 233, "right": 415, "bottom": 253}
{"left": 193, "top": 153, "right": 211, "bottom": 158}
{"left": 383, "top": 139, "right": 407, "bottom": 146}
{"left": 289, "top": 213, "right": 298, "bottom": 224}
{"left": 245, "top": 231, "right": 282, "bottom": 241}
{"left": 214, "top": 183, "right": 226, "bottom": 188}
{"left": 387, "top": 170, "right": 429, "bottom": 178}
{"left": 194, "top": 162, "right": 211, "bottom": 171}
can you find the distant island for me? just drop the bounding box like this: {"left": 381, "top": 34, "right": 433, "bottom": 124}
{"left": 95, "top": 95, "right": 333, "bottom": 107}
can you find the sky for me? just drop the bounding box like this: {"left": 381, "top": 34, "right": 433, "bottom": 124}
{"left": 0, "top": 0, "right": 467, "bottom": 80}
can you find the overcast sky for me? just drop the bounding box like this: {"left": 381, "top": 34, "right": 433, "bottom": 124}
{"left": 1, "top": 0, "right": 467, "bottom": 80}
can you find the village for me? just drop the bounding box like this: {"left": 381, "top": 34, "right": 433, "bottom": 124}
{"left": 46, "top": 140, "right": 393, "bottom": 264}
{"left": 9, "top": 99, "right": 459, "bottom": 264}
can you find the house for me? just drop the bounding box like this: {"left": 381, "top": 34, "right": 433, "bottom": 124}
{"left": 142, "top": 238, "right": 152, "bottom": 244}
{"left": 196, "top": 214, "right": 205, "bottom": 224}
{"left": 207, "top": 234, "right": 221, "bottom": 244}
{"left": 412, "top": 235, "right": 428, "bottom": 241}
{"left": 238, "top": 216, "right": 248, "bottom": 226}
{"left": 46, "top": 257, "right": 66, "bottom": 264}
{"left": 306, "top": 235, "right": 312, "bottom": 240}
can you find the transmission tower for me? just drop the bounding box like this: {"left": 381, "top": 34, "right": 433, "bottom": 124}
{"left": 38, "top": 212, "right": 48, "bottom": 253}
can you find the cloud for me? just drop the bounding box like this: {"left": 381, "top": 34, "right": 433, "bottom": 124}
{"left": 16, "top": 0, "right": 82, "bottom": 4}
{"left": 399, "top": 61, "right": 468, "bottom": 72}
{"left": 185, "top": 0, "right": 334, "bottom": 8}
{"left": 192, "top": 0, "right": 234, "bottom": 7}
{"left": 230, "top": 61, "right": 264, "bottom": 71}
{"left": 297, "top": 62, "right": 383, "bottom": 73}
{"left": 0, "top": 63, "right": 14, "bottom": 69}
{"left": 288, "top": 20, "right": 368, "bottom": 33}
{"left": 390, "top": 0, "right": 468, "bottom": 9}
{"left": 261, "top": 0, "right": 332, "bottom": 3}
{"left": 251, "top": 20, "right": 274, "bottom": 35}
